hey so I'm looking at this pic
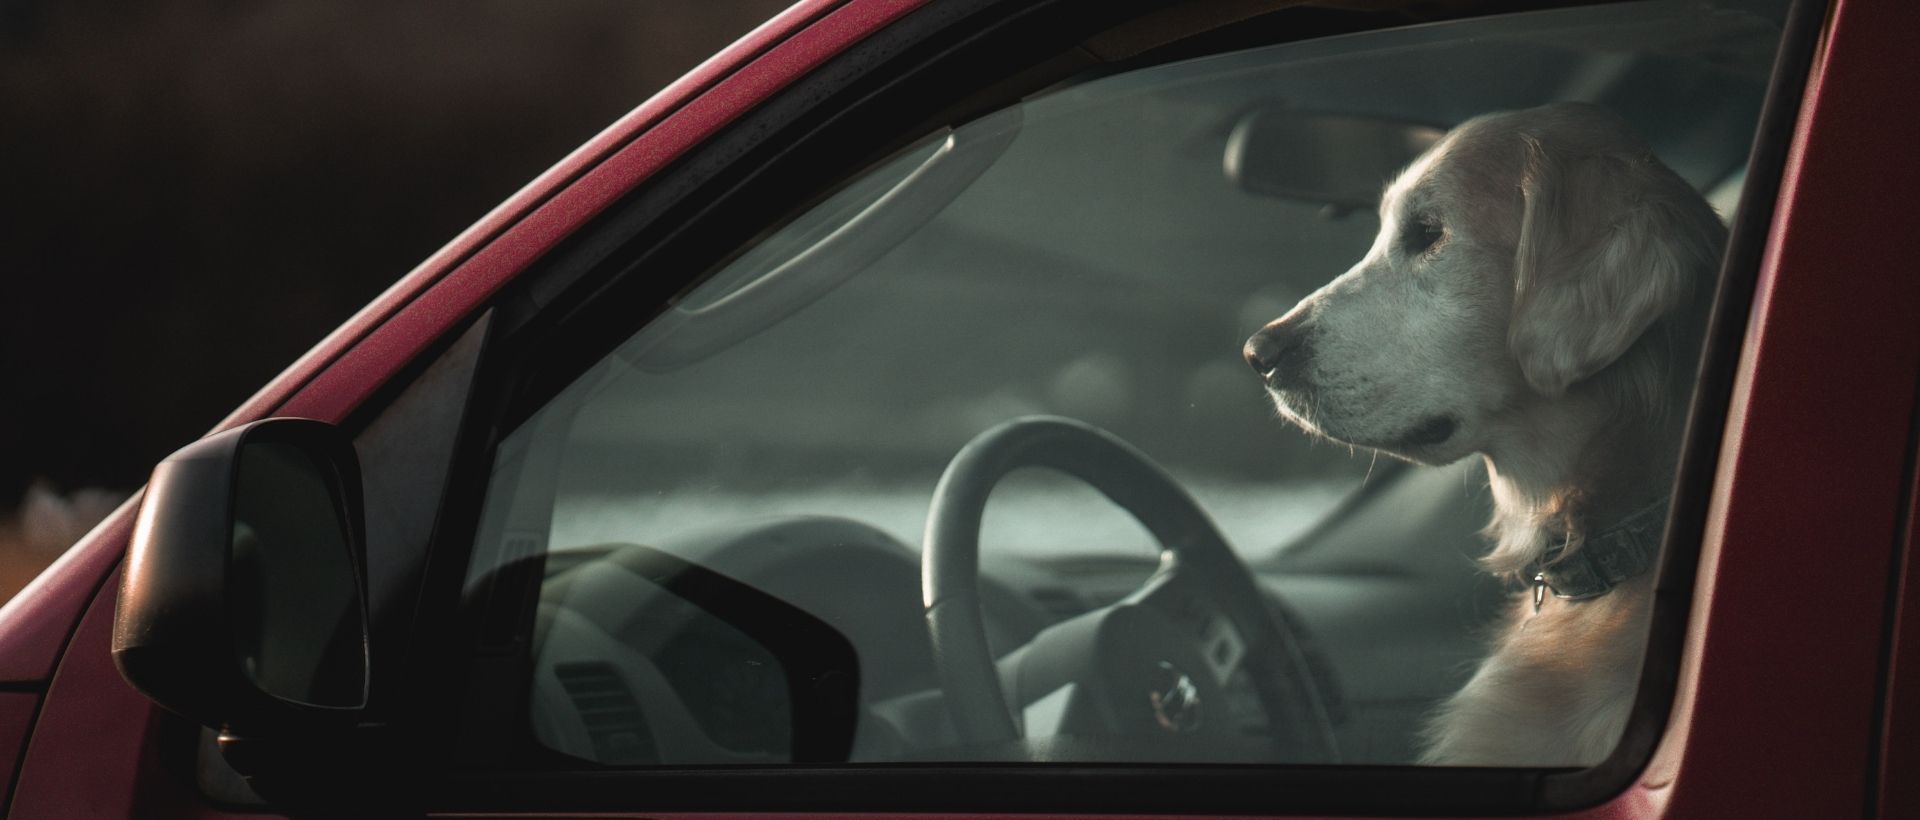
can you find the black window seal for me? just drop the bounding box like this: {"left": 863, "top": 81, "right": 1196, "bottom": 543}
{"left": 399, "top": 0, "right": 1831, "bottom": 815}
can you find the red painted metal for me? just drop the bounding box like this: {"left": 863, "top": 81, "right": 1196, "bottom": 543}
{"left": 1880, "top": 461, "right": 1920, "bottom": 818}
{"left": 10, "top": 566, "right": 159, "bottom": 818}
{"left": 7, "top": 569, "right": 281, "bottom": 820}
{"left": 1621, "top": 0, "right": 1920, "bottom": 816}
{"left": 0, "top": 691, "right": 39, "bottom": 811}
{"left": 0, "top": 493, "right": 138, "bottom": 683}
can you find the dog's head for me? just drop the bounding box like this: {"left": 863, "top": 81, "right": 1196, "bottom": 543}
{"left": 1243, "top": 103, "right": 1725, "bottom": 465}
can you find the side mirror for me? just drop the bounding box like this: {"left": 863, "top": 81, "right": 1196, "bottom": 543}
{"left": 113, "top": 418, "right": 370, "bottom": 738}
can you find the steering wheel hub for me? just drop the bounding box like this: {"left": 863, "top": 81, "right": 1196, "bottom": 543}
{"left": 1149, "top": 661, "right": 1203, "bottom": 734}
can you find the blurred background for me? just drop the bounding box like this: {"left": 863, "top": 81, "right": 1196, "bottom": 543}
{"left": 0, "top": 0, "right": 792, "bottom": 599}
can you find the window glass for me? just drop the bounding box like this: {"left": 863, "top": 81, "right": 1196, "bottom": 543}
{"left": 466, "top": 0, "right": 1790, "bottom": 769}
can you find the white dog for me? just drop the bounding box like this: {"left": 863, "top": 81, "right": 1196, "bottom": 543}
{"left": 1243, "top": 103, "right": 1725, "bottom": 766}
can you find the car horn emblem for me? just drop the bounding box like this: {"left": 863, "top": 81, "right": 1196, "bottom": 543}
{"left": 1149, "top": 661, "right": 1202, "bottom": 733}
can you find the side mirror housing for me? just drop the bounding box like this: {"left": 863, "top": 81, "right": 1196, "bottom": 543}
{"left": 113, "top": 418, "right": 370, "bottom": 738}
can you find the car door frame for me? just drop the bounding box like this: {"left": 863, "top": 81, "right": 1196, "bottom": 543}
{"left": 395, "top": 0, "right": 1844, "bottom": 816}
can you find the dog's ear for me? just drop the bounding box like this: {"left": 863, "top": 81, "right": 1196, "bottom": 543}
{"left": 1507, "top": 135, "right": 1710, "bottom": 396}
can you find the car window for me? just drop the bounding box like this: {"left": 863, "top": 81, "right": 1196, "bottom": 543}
{"left": 462, "top": 0, "right": 1792, "bottom": 771}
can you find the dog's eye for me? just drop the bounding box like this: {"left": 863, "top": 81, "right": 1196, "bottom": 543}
{"left": 1403, "top": 219, "right": 1444, "bottom": 258}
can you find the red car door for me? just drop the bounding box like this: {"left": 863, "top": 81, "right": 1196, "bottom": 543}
{"left": 2, "top": 0, "right": 1918, "bottom": 816}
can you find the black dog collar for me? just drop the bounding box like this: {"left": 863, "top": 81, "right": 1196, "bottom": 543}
{"left": 1529, "top": 500, "right": 1668, "bottom": 611}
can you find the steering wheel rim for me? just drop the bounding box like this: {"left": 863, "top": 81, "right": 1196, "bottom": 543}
{"left": 920, "top": 415, "right": 1340, "bottom": 760}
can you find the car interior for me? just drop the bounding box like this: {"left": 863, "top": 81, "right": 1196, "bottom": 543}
{"left": 454, "top": 0, "right": 1790, "bottom": 769}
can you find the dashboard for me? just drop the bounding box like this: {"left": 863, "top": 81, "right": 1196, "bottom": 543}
{"left": 528, "top": 457, "right": 1499, "bottom": 766}
{"left": 530, "top": 515, "right": 1060, "bottom": 765}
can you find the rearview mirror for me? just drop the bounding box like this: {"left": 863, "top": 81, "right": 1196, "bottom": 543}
{"left": 114, "top": 418, "right": 370, "bottom": 737}
{"left": 1224, "top": 108, "right": 1444, "bottom": 209}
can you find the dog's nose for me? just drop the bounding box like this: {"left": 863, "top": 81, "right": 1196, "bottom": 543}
{"left": 1244, "top": 318, "right": 1312, "bottom": 385}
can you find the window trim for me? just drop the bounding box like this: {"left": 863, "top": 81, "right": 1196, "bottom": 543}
{"left": 403, "top": 0, "right": 1832, "bottom": 814}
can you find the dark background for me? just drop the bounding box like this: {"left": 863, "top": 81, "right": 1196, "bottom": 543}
{"left": 0, "top": 0, "right": 788, "bottom": 586}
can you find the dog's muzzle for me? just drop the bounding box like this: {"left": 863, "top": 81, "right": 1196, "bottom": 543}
{"left": 1243, "top": 317, "right": 1313, "bottom": 388}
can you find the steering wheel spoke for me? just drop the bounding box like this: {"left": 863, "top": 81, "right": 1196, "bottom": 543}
{"left": 921, "top": 416, "right": 1340, "bottom": 761}
{"left": 1127, "top": 567, "right": 1252, "bottom": 689}
{"left": 993, "top": 607, "right": 1103, "bottom": 723}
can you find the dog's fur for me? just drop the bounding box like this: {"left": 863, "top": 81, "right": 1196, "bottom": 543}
{"left": 1244, "top": 103, "right": 1725, "bottom": 766}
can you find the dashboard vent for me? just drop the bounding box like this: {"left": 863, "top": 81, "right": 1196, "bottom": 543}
{"left": 554, "top": 661, "right": 657, "bottom": 766}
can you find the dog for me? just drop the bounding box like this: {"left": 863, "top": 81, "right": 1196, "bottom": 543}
{"left": 1242, "top": 103, "right": 1726, "bottom": 766}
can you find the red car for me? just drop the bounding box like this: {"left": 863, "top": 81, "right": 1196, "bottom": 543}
{"left": 2, "top": 0, "right": 1916, "bottom": 816}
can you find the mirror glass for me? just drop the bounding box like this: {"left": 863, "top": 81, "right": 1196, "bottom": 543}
{"left": 1225, "top": 109, "right": 1444, "bottom": 208}
{"left": 229, "top": 438, "right": 369, "bottom": 708}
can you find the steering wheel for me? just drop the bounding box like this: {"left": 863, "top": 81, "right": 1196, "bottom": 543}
{"left": 921, "top": 416, "right": 1340, "bottom": 761}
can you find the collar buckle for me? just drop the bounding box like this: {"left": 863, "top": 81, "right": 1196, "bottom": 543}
{"left": 1526, "top": 500, "right": 1668, "bottom": 606}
